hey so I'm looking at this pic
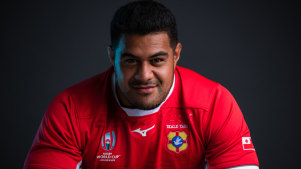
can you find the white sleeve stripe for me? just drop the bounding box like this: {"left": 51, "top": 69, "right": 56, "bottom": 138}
{"left": 227, "top": 165, "right": 259, "bottom": 169}
{"left": 76, "top": 160, "right": 82, "bottom": 169}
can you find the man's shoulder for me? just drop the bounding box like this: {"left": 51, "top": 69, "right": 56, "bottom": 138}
{"left": 64, "top": 67, "right": 113, "bottom": 96}
{"left": 174, "top": 66, "right": 227, "bottom": 111}
{"left": 51, "top": 67, "right": 114, "bottom": 115}
{"left": 176, "top": 66, "right": 217, "bottom": 88}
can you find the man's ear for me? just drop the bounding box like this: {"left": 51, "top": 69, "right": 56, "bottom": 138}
{"left": 173, "top": 42, "right": 182, "bottom": 68}
{"left": 107, "top": 45, "right": 115, "bottom": 66}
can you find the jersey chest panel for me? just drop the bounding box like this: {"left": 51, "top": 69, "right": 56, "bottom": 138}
{"left": 81, "top": 108, "right": 206, "bottom": 169}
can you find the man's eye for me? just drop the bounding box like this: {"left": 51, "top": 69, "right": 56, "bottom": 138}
{"left": 125, "top": 59, "right": 137, "bottom": 64}
{"left": 152, "top": 58, "right": 163, "bottom": 63}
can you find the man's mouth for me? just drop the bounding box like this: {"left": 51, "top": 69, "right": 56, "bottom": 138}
{"left": 132, "top": 85, "right": 157, "bottom": 93}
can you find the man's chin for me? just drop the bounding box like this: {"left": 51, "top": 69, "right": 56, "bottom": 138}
{"left": 132, "top": 103, "right": 161, "bottom": 110}
{"left": 130, "top": 98, "right": 163, "bottom": 110}
{"left": 125, "top": 91, "right": 167, "bottom": 109}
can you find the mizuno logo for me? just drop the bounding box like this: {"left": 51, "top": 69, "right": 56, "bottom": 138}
{"left": 132, "top": 125, "right": 155, "bottom": 137}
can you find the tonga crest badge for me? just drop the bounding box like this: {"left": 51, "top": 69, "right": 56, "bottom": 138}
{"left": 167, "top": 131, "right": 188, "bottom": 153}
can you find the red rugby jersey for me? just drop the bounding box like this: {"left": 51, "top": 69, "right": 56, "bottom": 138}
{"left": 24, "top": 66, "right": 259, "bottom": 169}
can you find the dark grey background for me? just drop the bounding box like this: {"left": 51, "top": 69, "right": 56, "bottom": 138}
{"left": 1, "top": 0, "right": 300, "bottom": 168}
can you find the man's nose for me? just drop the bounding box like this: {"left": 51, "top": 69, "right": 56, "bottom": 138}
{"left": 135, "top": 62, "right": 153, "bottom": 82}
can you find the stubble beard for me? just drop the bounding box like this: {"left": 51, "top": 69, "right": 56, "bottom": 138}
{"left": 126, "top": 87, "right": 168, "bottom": 110}
{"left": 116, "top": 81, "right": 170, "bottom": 110}
{"left": 116, "top": 69, "right": 174, "bottom": 110}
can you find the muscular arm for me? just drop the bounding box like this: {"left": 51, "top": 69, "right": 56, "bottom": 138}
{"left": 228, "top": 165, "right": 259, "bottom": 169}
{"left": 24, "top": 91, "right": 82, "bottom": 169}
{"left": 203, "top": 85, "right": 259, "bottom": 168}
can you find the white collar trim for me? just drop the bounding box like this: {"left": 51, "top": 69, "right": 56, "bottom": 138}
{"left": 112, "top": 73, "right": 175, "bottom": 117}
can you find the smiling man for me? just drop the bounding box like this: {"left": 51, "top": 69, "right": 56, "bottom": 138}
{"left": 24, "top": 1, "right": 259, "bottom": 169}
{"left": 112, "top": 33, "right": 181, "bottom": 110}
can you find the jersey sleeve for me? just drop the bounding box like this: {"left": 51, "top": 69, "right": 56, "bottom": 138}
{"left": 24, "top": 91, "right": 82, "bottom": 169}
{"left": 204, "top": 85, "right": 259, "bottom": 169}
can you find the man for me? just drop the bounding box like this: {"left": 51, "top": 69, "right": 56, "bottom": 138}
{"left": 24, "top": 1, "right": 259, "bottom": 169}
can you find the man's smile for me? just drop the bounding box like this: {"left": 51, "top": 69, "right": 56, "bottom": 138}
{"left": 131, "top": 85, "right": 157, "bottom": 94}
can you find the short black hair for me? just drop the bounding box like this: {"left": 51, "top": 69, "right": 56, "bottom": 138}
{"left": 110, "top": 0, "right": 178, "bottom": 50}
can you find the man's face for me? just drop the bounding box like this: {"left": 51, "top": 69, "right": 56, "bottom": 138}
{"left": 109, "top": 32, "right": 182, "bottom": 110}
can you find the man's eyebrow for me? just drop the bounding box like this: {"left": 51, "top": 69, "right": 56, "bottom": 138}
{"left": 121, "top": 51, "right": 168, "bottom": 58}
{"left": 121, "top": 53, "right": 138, "bottom": 58}
{"left": 149, "top": 51, "right": 168, "bottom": 58}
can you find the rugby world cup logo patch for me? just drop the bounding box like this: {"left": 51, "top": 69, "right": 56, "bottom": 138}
{"left": 101, "top": 131, "right": 116, "bottom": 151}
{"left": 167, "top": 131, "right": 188, "bottom": 153}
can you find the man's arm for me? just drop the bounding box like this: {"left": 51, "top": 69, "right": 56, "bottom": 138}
{"left": 204, "top": 85, "right": 259, "bottom": 168}
{"left": 205, "top": 164, "right": 259, "bottom": 169}
{"left": 24, "top": 91, "right": 82, "bottom": 169}
{"left": 228, "top": 165, "right": 259, "bottom": 169}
